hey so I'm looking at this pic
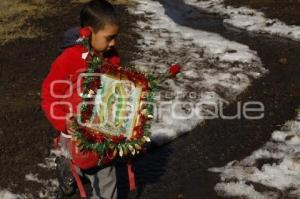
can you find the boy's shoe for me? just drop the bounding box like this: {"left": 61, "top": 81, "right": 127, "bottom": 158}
{"left": 55, "top": 156, "right": 76, "bottom": 196}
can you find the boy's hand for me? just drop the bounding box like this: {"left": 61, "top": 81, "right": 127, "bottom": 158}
{"left": 65, "top": 113, "right": 77, "bottom": 135}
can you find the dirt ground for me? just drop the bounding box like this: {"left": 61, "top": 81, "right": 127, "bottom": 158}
{"left": 224, "top": 0, "right": 300, "bottom": 25}
{"left": 0, "top": 0, "right": 140, "bottom": 198}
{"left": 1, "top": 0, "right": 300, "bottom": 198}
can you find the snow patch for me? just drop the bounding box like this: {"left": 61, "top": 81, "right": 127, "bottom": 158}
{"left": 129, "top": 0, "right": 267, "bottom": 144}
{"left": 25, "top": 172, "right": 58, "bottom": 198}
{"left": 0, "top": 149, "right": 59, "bottom": 199}
{"left": 24, "top": 149, "right": 60, "bottom": 198}
{"left": 0, "top": 190, "right": 23, "bottom": 199}
{"left": 185, "top": 0, "right": 300, "bottom": 42}
{"left": 210, "top": 114, "right": 300, "bottom": 198}
{"left": 215, "top": 181, "right": 268, "bottom": 199}
{"left": 38, "top": 149, "right": 60, "bottom": 169}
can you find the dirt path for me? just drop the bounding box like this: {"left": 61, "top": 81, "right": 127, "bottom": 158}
{"left": 1, "top": 1, "right": 300, "bottom": 199}
{"left": 0, "top": 2, "right": 139, "bottom": 198}
{"left": 129, "top": 1, "right": 300, "bottom": 198}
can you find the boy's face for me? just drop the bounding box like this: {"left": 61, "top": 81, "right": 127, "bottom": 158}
{"left": 90, "top": 23, "right": 119, "bottom": 53}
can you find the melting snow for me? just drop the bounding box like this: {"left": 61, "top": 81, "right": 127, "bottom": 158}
{"left": 25, "top": 172, "right": 58, "bottom": 198}
{"left": 129, "top": 0, "right": 267, "bottom": 144}
{"left": 185, "top": 0, "right": 300, "bottom": 42}
{"left": 209, "top": 114, "right": 300, "bottom": 198}
{"left": 0, "top": 190, "right": 23, "bottom": 199}
{"left": 22, "top": 149, "right": 59, "bottom": 198}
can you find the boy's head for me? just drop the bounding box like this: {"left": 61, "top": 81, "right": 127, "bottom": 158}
{"left": 80, "top": 0, "right": 119, "bottom": 53}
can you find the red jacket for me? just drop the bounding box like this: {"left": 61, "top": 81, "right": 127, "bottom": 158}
{"left": 41, "top": 45, "right": 120, "bottom": 133}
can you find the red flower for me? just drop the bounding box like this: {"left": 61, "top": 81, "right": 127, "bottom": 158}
{"left": 111, "top": 134, "right": 126, "bottom": 143}
{"left": 168, "top": 64, "right": 181, "bottom": 77}
{"left": 90, "top": 80, "right": 100, "bottom": 91}
{"left": 79, "top": 27, "right": 91, "bottom": 38}
{"left": 93, "top": 134, "right": 105, "bottom": 143}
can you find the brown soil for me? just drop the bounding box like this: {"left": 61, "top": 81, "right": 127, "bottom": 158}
{"left": 0, "top": 1, "right": 140, "bottom": 198}
{"left": 1, "top": 0, "right": 300, "bottom": 199}
{"left": 134, "top": 1, "right": 300, "bottom": 198}
{"left": 224, "top": 0, "right": 300, "bottom": 25}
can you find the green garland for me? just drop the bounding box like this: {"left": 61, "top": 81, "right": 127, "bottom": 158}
{"left": 72, "top": 28, "right": 180, "bottom": 166}
{"left": 72, "top": 35, "right": 153, "bottom": 165}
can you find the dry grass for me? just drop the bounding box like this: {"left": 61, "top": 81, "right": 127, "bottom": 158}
{"left": 0, "top": 0, "right": 132, "bottom": 44}
{"left": 109, "top": 0, "right": 132, "bottom": 5}
{"left": 0, "top": 0, "right": 55, "bottom": 44}
{"left": 72, "top": 0, "right": 132, "bottom": 5}
{"left": 71, "top": 0, "right": 90, "bottom": 3}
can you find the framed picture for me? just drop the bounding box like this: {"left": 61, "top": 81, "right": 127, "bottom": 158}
{"left": 71, "top": 27, "right": 180, "bottom": 167}
{"left": 84, "top": 73, "right": 146, "bottom": 139}
{"left": 73, "top": 64, "right": 153, "bottom": 167}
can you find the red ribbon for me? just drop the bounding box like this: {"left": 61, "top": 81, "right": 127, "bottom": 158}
{"left": 127, "top": 161, "right": 136, "bottom": 191}
{"left": 68, "top": 160, "right": 87, "bottom": 198}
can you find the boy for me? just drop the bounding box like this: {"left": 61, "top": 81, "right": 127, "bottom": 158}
{"left": 41, "top": 0, "right": 120, "bottom": 198}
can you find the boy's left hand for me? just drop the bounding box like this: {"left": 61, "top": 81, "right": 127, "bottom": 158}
{"left": 66, "top": 113, "right": 77, "bottom": 135}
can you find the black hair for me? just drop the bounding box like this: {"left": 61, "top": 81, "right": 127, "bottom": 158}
{"left": 80, "top": 0, "right": 119, "bottom": 32}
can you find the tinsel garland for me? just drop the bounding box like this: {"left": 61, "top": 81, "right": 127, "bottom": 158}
{"left": 72, "top": 28, "right": 181, "bottom": 166}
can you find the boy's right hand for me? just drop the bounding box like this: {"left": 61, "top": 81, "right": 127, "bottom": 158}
{"left": 65, "top": 113, "right": 77, "bottom": 135}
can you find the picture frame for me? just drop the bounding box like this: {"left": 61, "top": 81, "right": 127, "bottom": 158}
{"left": 78, "top": 65, "right": 150, "bottom": 141}
{"left": 87, "top": 73, "right": 143, "bottom": 138}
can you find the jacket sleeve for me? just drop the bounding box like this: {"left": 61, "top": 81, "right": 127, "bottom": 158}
{"left": 41, "top": 50, "right": 75, "bottom": 133}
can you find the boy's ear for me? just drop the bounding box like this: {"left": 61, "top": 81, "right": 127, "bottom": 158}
{"left": 87, "top": 26, "right": 94, "bottom": 33}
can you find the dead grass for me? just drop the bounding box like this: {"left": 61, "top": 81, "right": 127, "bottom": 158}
{"left": 0, "top": 0, "right": 56, "bottom": 44}
{"left": 109, "top": 0, "right": 132, "bottom": 5}
{"left": 72, "top": 0, "right": 132, "bottom": 5}
{"left": 0, "top": 0, "right": 132, "bottom": 44}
